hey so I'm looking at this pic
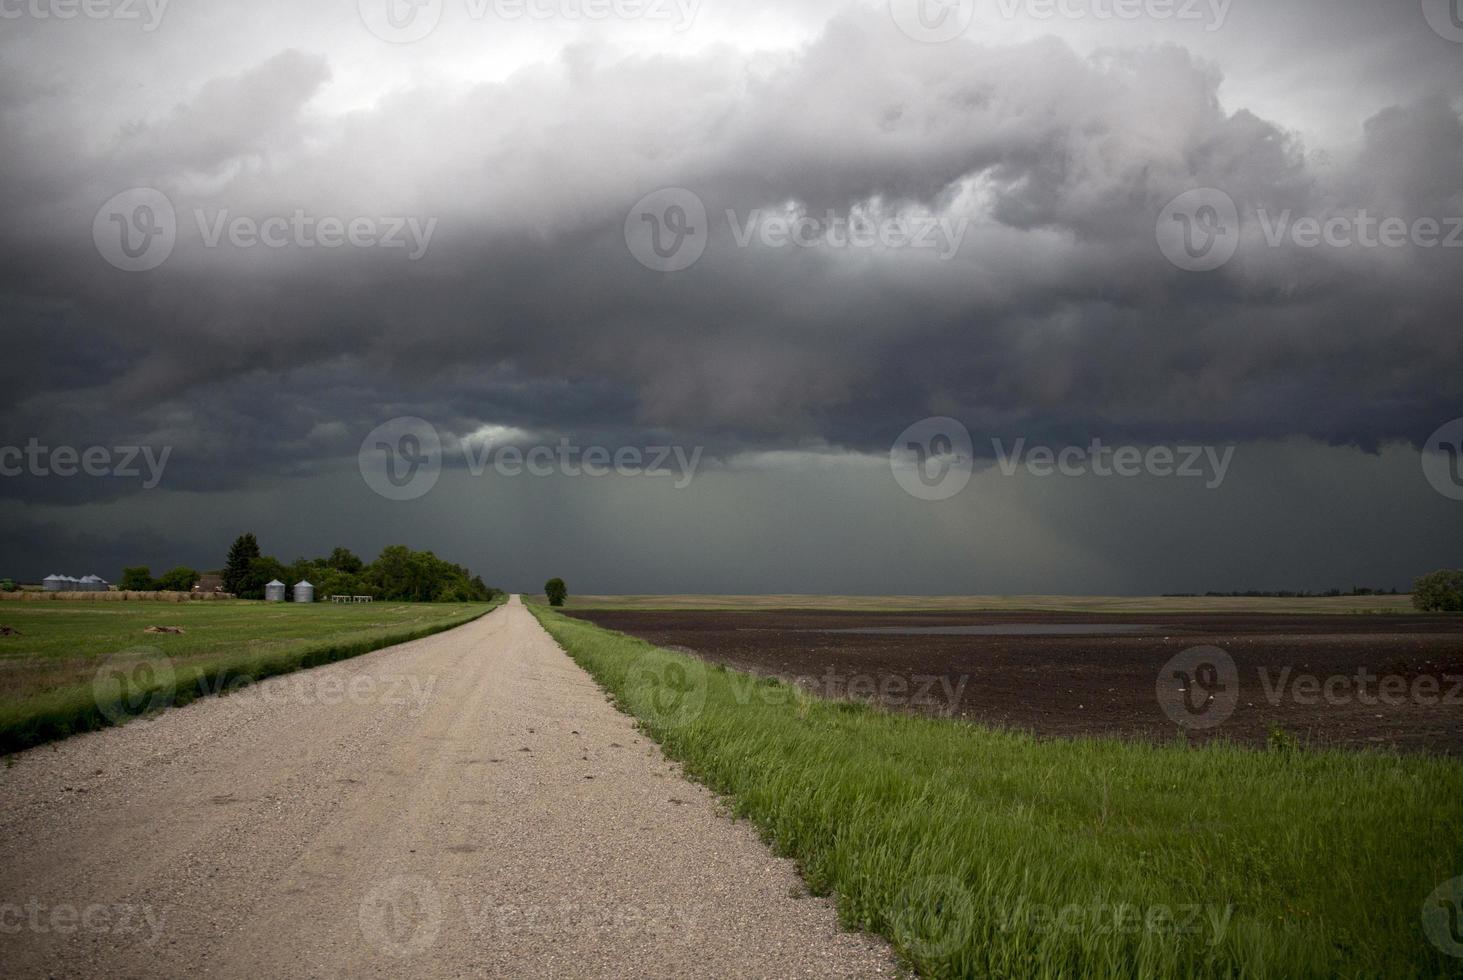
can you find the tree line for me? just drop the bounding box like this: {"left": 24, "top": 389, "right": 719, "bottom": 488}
{"left": 214, "top": 534, "right": 501, "bottom": 602}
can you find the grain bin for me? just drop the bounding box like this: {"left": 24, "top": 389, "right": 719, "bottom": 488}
{"left": 43, "top": 574, "right": 66, "bottom": 592}
{"left": 265, "top": 579, "right": 286, "bottom": 602}
{"left": 293, "top": 580, "right": 315, "bottom": 604}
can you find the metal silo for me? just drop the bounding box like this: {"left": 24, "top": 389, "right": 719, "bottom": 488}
{"left": 265, "top": 579, "right": 287, "bottom": 602}
{"left": 293, "top": 580, "right": 315, "bottom": 604}
{"left": 43, "top": 574, "right": 65, "bottom": 592}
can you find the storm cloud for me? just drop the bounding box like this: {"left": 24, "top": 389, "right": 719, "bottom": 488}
{"left": 1, "top": 0, "right": 1460, "bottom": 588}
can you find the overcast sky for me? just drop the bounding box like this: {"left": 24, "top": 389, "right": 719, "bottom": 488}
{"left": 2, "top": 0, "right": 1461, "bottom": 592}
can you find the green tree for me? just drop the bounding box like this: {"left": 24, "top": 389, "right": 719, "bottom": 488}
{"left": 120, "top": 566, "right": 155, "bottom": 591}
{"left": 327, "top": 547, "right": 365, "bottom": 575}
{"left": 237, "top": 556, "right": 287, "bottom": 601}
{"left": 156, "top": 566, "right": 200, "bottom": 592}
{"left": 222, "top": 533, "right": 262, "bottom": 596}
{"left": 544, "top": 578, "right": 567, "bottom": 607}
{"left": 1412, "top": 569, "right": 1463, "bottom": 612}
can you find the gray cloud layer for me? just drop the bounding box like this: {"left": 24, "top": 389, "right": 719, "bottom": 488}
{"left": 1, "top": 2, "right": 1460, "bottom": 587}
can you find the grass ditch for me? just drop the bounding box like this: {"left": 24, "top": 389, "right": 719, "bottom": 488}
{"left": 0, "top": 599, "right": 500, "bottom": 753}
{"left": 530, "top": 603, "right": 1463, "bottom": 978}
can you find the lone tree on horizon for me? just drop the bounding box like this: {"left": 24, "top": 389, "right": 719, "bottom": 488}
{"left": 222, "top": 533, "right": 261, "bottom": 596}
{"left": 544, "top": 578, "right": 567, "bottom": 607}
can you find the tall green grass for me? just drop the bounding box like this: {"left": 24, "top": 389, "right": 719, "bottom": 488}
{"left": 0, "top": 600, "right": 499, "bottom": 753}
{"left": 531, "top": 605, "right": 1463, "bottom": 978}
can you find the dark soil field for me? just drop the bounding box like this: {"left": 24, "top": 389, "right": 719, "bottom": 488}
{"left": 565, "top": 609, "right": 1463, "bottom": 753}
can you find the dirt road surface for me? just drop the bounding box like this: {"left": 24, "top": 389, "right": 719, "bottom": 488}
{"left": 0, "top": 597, "right": 895, "bottom": 978}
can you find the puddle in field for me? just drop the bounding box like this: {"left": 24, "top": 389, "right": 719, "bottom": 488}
{"left": 796, "top": 624, "right": 1164, "bottom": 636}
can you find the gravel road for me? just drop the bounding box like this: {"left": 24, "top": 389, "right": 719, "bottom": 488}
{"left": 0, "top": 596, "right": 896, "bottom": 978}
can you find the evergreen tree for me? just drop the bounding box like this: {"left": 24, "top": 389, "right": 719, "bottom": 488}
{"left": 222, "top": 533, "right": 261, "bottom": 596}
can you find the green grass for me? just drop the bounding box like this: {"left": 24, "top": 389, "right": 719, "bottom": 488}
{"left": 529, "top": 604, "right": 1463, "bottom": 978}
{"left": 0, "top": 599, "right": 499, "bottom": 753}
{"left": 546, "top": 594, "right": 1419, "bottom": 614}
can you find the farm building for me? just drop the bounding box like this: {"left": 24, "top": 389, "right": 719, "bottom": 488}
{"left": 293, "top": 580, "right": 315, "bottom": 604}
{"left": 42, "top": 574, "right": 110, "bottom": 592}
{"left": 265, "top": 579, "right": 287, "bottom": 602}
{"left": 192, "top": 573, "right": 225, "bottom": 594}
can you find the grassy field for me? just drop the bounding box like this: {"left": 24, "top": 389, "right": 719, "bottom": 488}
{"left": 547, "top": 594, "right": 1419, "bottom": 614}
{"left": 529, "top": 604, "right": 1463, "bottom": 978}
{"left": 0, "top": 599, "right": 498, "bottom": 753}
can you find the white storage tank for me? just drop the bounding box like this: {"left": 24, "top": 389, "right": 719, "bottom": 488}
{"left": 265, "top": 579, "right": 287, "bottom": 602}
{"left": 293, "top": 580, "right": 315, "bottom": 604}
{"left": 43, "top": 574, "right": 65, "bottom": 592}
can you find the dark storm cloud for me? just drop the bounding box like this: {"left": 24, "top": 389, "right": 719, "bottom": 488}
{"left": 1, "top": 5, "right": 1460, "bottom": 511}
